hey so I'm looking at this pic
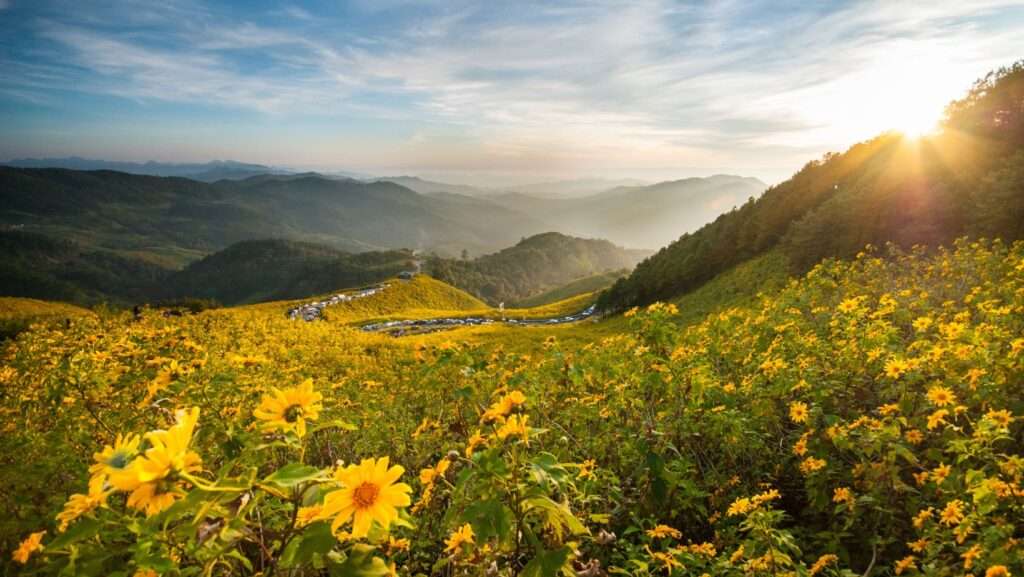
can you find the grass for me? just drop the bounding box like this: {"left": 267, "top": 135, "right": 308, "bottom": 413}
{"left": 512, "top": 270, "right": 626, "bottom": 308}
{"left": 670, "top": 250, "right": 790, "bottom": 325}
{"left": 0, "top": 297, "right": 93, "bottom": 340}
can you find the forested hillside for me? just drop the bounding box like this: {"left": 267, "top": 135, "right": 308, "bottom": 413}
{"left": 427, "top": 232, "right": 649, "bottom": 304}
{"left": 600, "top": 61, "right": 1024, "bottom": 310}
{"left": 0, "top": 170, "right": 549, "bottom": 264}
{"left": 159, "top": 240, "right": 418, "bottom": 305}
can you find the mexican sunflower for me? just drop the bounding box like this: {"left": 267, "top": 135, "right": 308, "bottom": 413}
{"left": 254, "top": 379, "right": 323, "bottom": 437}
{"left": 112, "top": 407, "right": 202, "bottom": 516}
{"left": 321, "top": 457, "right": 412, "bottom": 538}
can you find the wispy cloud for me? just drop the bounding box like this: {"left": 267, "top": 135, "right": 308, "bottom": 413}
{"left": 1, "top": 0, "right": 1022, "bottom": 181}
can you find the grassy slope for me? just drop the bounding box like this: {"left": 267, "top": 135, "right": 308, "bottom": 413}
{"left": 0, "top": 297, "right": 94, "bottom": 340}
{"left": 671, "top": 250, "right": 790, "bottom": 325}
{"left": 512, "top": 270, "right": 626, "bottom": 308}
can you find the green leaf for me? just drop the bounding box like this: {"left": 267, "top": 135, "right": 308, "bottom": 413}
{"left": 463, "top": 499, "right": 515, "bottom": 544}
{"left": 329, "top": 544, "right": 391, "bottom": 577}
{"left": 264, "top": 463, "right": 323, "bottom": 488}
{"left": 310, "top": 419, "right": 358, "bottom": 434}
{"left": 522, "top": 545, "right": 572, "bottom": 577}
{"left": 522, "top": 496, "right": 588, "bottom": 539}
{"left": 283, "top": 522, "right": 336, "bottom": 567}
{"left": 48, "top": 518, "right": 102, "bottom": 549}
{"left": 529, "top": 452, "right": 572, "bottom": 490}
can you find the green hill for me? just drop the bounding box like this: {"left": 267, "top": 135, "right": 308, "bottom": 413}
{"left": 512, "top": 269, "right": 627, "bottom": 308}
{"left": 427, "top": 232, "right": 649, "bottom": 305}
{"left": 160, "top": 239, "right": 417, "bottom": 305}
{"left": 600, "top": 61, "right": 1024, "bottom": 311}
{"left": 0, "top": 231, "right": 171, "bottom": 305}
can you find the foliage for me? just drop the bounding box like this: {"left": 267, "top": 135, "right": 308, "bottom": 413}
{"left": 3, "top": 238, "right": 1023, "bottom": 576}
{"left": 428, "top": 233, "right": 646, "bottom": 305}
{"left": 514, "top": 270, "right": 628, "bottom": 308}
{"left": 0, "top": 297, "right": 93, "bottom": 341}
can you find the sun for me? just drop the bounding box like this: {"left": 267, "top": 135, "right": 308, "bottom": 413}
{"left": 892, "top": 103, "right": 941, "bottom": 138}
{"left": 794, "top": 44, "right": 964, "bottom": 146}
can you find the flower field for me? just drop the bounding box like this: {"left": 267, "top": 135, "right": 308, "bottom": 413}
{"left": 2, "top": 239, "right": 1022, "bottom": 576}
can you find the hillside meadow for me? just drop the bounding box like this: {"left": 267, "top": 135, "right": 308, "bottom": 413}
{"left": 2, "top": 239, "right": 1022, "bottom": 576}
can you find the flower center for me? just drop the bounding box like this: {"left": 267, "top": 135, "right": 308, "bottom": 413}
{"left": 107, "top": 451, "right": 130, "bottom": 469}
{"left": 352, "top": 482, "right": 380, "bottom": 509}
{"left": 284, "top": 404, "right": 303, "bottom": 423}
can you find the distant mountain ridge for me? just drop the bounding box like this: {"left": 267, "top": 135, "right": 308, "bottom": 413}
{"left": 0, "top": 167, "right": 550, "bottom": 264}
{"left": 489, "top": 174, "right": 767, "bottom": 248}
{"left": 1, "top": 157, "right": 300, "bottom": 182}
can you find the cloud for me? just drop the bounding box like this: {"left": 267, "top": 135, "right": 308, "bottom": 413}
{"left": 3, "top": 0, "right": 1023, "bottom": 180}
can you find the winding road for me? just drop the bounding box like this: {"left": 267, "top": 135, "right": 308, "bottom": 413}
{"left": 286, "top": 282, "right": 598, "bottom": 336}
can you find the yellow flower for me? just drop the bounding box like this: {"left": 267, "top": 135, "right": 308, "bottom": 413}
{"left": 908, "top": 539, "right": 928, "bottom": 553}
{"left": 905, "top": 429, "right": 924, "bottom": 444}
{"left": 444, "top": 523, "right": 475, "bottom": 554}
{"left": 89, "top": 433, "right": 141, "bottom": 483}
{"left": 885, "top": 358, "right": 909, "bottom": 379}
{"left": 800, "top": 456, "right": 826, "bottom": 474}
{"left": 940, "top": 499, "right": 965, "bottom": 527}
{"left": 481, "top": 390, "right": 526, "bottom": 423}
{"left": 984, "top": 409, "right": 1013, "bottom": 427}
{"left": 879, "top": 403, "right": 900, "bottom": 416}
{"left": 788, "top": 401, "right": 809, "bottom": 424}
{"left": 12, "top": 530, "right": 45, "bottom": 564}
{"left": 253, "top": 379, "right": 323, "bottom": 438}
{"left": 932, "top": 463, "right": 952, "bottom": 484}
{"left": 465, "top": 431, "right": 488, "bottom": 458}
{"left": 645, "top": 546, "right": 683, "bottom": 574}
{"left": 296, "top": 504, "right": 324, "bottom": 527}
{"left": 496, "top": 414, "right": 529, "bottom": 441}
{"left": 321, "top": 457, "right": 412, "bottom": 538}
{"left": 646, "top": 524, "right": 682, "bottom": 539}
{"left": 894, "top": 555, "right": 917, "bottom": 575}
{"left": 927, "top": 409, "right": 949, "bottom": 430}
{"left": 386, "top": 536, "right": 410, "bottom": 553}
{"left": 729, "top": 545, "right": 745, "bottom": 564}
{"left": 926, "top": 385, "right": 956, "bottom": 407}
{"left": 577, "top": 458, "right": 597, "bottom": 480}
{"left": 961, "top": 544, "right": 982, "bottom": 570}
{"left": 689, "top": 542, "right": 716, "bottom": 557}
{"left": 133, "top": 569, "right": 158, "bottom": 577}
{"left": 727, "top": 497, "right": 752, "bottom": 516}
{"left": 913, "top": 508, "right": 934, "bottom": 529}
{"left": 116, "top": 407, "right": 203, "bottom": 516}
{"left": 56, "top": 475, "right": 108, "bottom": 532}
{"left": 419, "top": 457, "right": 451, "bottom": 486}
{"left": 985, "top": 566, "right": 1010, "bottom": 577}
{"left": 810, "top": 554, "right": 838, "bottom": 576}
{"left": 832, "top": 486, "right": 855, "bottom": 508}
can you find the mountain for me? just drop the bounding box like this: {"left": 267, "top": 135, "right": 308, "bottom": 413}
{"left": 500, "top": 177, "right": 649, "bottom": 198}
{"left": 0, "top": 168, "right": 550, "bottom": 266}
{"left": 0, "top": 158, "right": 292, "bottom": 182}
{"left": 489, "top": 175, "right": 766, "bottom": 248}
{"left": 426, "top": 232, "right": 650, "bottom": 304}
{"left": 599, "top": 60, "right": 1024, "bottom": 311}
{"left": 373, "top": 176, "right": 487, "bottom": 196}
{"left": 160, "top": 239, "right": 417, "bottom": 305}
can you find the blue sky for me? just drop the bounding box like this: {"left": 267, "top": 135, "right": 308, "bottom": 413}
{"left": 1, "top": 0, "right": 1022, "bottom": 185}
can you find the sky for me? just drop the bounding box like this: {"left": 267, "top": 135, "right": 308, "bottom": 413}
{"left": 1, "top": 0, "right": 1022, "bottom": 186}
